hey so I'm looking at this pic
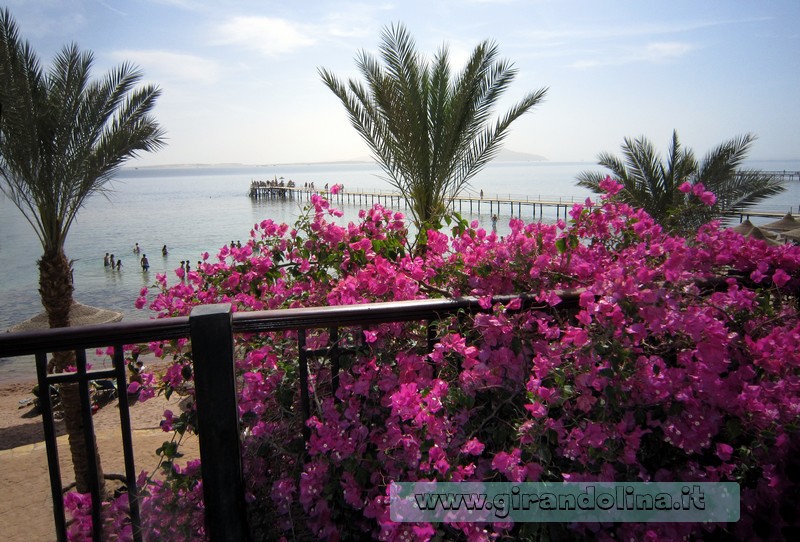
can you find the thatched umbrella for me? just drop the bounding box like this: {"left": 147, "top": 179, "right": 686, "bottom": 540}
{"left": 747, "top": 226, "right": 783, "bottom": 246}
{"left": 729, "top": 219, "right": 779, "bottom": 239}
{"left": 730, "top": 219, "right": 758, "bottom": 235}
{"left": 781, "top": 227, "right": 800, "bottom": 242}
{"left": 761, "top": 212, "right": 800, "bottom": 232}
{"left": 7, "top": 301, "right": 122, "bottom": 333}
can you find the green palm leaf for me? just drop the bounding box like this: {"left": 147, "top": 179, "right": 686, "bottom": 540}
{"left": 0, "top": 6, "right": 165, "bottom": 495}
{"left": 320, "top": 23, "right": 547, "bottom": 234}
{"left": 1, "top": 12, "right": 165, "bottom": 252}
{"left": 577, "top": 130, "right": 785, "bottom": 234}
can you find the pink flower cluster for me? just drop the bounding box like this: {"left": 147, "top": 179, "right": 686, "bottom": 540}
{"left": 678, "top": 181, "right": 717, "bottom": 206}
{"left": 69, "top": 187, "right": 800, "bottom": 540}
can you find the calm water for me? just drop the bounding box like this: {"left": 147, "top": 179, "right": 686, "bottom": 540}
{"left": 2, "top": 159, "right": 799, "bottom": 380}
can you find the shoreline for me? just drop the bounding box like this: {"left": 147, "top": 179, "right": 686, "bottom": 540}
{"left": 0, "top": 360, "right": 37, "bottom": 385}
{"left": 0, "top": 372, "right": 200, "bottom": 541}
{"left": 2, "top": 161, "right": 800, "bottom": 377}
{"left": 0, "top": 357, "right": 176, "bottom": 451}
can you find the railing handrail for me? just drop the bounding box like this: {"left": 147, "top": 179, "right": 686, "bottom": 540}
{"left": 0, "top": 316, "right": 191, "bottom": 358}
{"left": 0, "top": 291, "right": 582, "bottom": 358}
{"left": 0, "top": 291, "right": 583, "bottom": 541}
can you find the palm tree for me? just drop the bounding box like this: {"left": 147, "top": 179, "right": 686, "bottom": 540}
{"left": 319, "top": 23, "right": 547, "bottom": 236}
{"left": 577, "top": 130, "right": 785, "bottom": 234}
{"left": 0, "top": 8, "right": 165, "bottom": 493}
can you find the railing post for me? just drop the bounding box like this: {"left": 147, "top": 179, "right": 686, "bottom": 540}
{"left": 35, "top": 352, "right": 67, "bottom": 542}
{"left": 189, "top": 304, "right": 250, "bottom": 542}
{"left": 297, "top": 329, "right": 311, "bottom": 445}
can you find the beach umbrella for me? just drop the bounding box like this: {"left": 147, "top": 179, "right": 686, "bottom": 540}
{"left": 729, "top": 220, "right": 778, "bottom": 239}
{"left": 746, "top": 226, "right": 783, "bottom": 246}
{"left": 730, "top": 219, "right": 757, "bottom": 235}
{"left": 761, "top": 212, "right": 800, "bottom": 232}
{"left": 781, "top": 227, "right": 800, "bottom": 242}
{"left": 6, "top": 301, "right": 122, "bottom": 333}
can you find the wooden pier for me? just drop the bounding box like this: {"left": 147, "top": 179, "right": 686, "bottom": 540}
{"left": 757, "top": 170, "right": 800, "bottom": 183}
{"left": 249, "top": 181, "right": 580, "bottom": 220}
{"left": 249, "top": 169, "right": 800, "bottom": 222}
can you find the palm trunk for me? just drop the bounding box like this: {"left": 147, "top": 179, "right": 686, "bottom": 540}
{"left": 39, "top": 248, "right": 105, "bottom": 495}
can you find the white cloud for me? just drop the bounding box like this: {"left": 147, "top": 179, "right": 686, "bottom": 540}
{"left": 569, "top": 41, "right": 695, "bottom": 69}
{"left": 148, "top": 0, "right": 201, "bottom": 9}
{"left": 520, "top": 17, "right": 769, "bottom": 47}
{"left": 111, "top": 50, "right": 220, "bottom": 84}
{"left": 323, "top": 14, "right": 377, "bottom": 39}
{"left": 643, "top": 42, "right": 694, "bottom": 61}
{"left": 215, "top": 16, "right": 317, "bottom": 57}
{"left": 93, "top": 0, "right": 128, "bottom": 17}
{"left": 464, "top": 0, "right": 520, "bottom": 4}
{"left": 3, "top": 0, "right": 87, "bottom": 41}
{"left": 319, "top": 2, "right": 391, "bottom": 39}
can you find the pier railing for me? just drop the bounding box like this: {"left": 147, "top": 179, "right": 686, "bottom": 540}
{"left": 250, "top": 169, "right": 800, "bottom": 222}
{"left": 0, "top": 292, "right": 581, "bottom": 541}
{"left": 250, "top": 183, "right": 584, "bottom": 220}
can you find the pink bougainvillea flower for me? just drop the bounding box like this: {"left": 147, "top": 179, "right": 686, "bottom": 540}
{"left": 120, "top": 191, "right": 800, "bottom": 541}
{"left": 699, "top": 190, "right": 717, "bottom": 206}
{"left": 598, "top": 175, "right": 623, "bottom": 195}
{"left": 460, "top": 438, "right": 485, "bottom": 456}
{"left": 715, "top": 442, "right": 734, "bottom": 461}
{"left": 773, "top": 268, "right": 791, "bottom": 288}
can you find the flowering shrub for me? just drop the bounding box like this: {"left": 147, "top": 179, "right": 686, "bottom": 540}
{"left": 66, "top": 182, "right": 800, "bottom": 540}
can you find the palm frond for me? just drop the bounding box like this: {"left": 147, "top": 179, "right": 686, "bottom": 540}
{"left": 319, "top": 22, "right": 546, "bottom": 231}
{"left": 578, "top": 130, "right": 782, "bottom": 233}
{"left": 0, "top": 8, "right": 164, "bottom": 252}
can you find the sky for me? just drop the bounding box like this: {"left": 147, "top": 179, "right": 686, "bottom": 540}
{"left": 3, "top": 0, "right": 799, "bottom": 167}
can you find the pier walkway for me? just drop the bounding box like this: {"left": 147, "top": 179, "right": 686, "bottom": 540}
{"left": 250, "top": 183, "right": 589, "bottom": 220}
{"left": 249, "top": 170, "right": 800, "bottom": 222}
{"left": 759, "top": 170, "right": 800, "bottom": 183}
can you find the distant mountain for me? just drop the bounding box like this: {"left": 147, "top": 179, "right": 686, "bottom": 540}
{"left": 128, "top": 148, "right": 547, "bottom": 170}
{"left": 346, "top": 148, "right": 547, "bottom": 164}
{"left": 495, "top": 148, "right": 547, "bottom": 162}
{"left": 129, "top": 162, "right": 249, "bottom": 169}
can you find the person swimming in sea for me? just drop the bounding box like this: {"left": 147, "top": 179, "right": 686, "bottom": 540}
{"left": 140, "top": 254, "right": 150, "bottom": 271}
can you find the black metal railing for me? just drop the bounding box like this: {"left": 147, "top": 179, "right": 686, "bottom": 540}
{"left": 1, "top": 315, "right": 192, "bottom": 542}
{"left": 0, "top": 291, "right": 580, "bottom": 541}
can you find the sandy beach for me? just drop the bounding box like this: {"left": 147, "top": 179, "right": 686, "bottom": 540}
{"left": 0, "top": 377, "right": 200, "bottom": 541}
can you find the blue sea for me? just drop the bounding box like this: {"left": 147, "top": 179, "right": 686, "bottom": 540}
{"left": 2, "top": 159, "right": 799, "bottom": 380}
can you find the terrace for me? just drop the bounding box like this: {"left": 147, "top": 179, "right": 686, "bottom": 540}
{"left": 0, "top": 292, "right": 581, "bottom": 542}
